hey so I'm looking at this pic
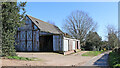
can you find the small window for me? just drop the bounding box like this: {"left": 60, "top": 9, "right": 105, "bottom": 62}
{"left": 36, "top": 21, "right": 39, "bottom": 24}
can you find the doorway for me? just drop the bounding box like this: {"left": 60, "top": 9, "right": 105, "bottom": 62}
{"left": 39, "top": 35, "right": 53, "bottom": 52}
{"left": 77, "top": 41, "right": 79, "bottom": 49}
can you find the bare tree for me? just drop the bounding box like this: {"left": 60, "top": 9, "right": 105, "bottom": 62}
{"left": 106, "top": 25, "right": 116, "bottom": 34}
{"left": 63, "top": 10, "right": 97, "bottom": 45}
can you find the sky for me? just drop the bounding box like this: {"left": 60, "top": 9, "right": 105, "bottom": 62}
{"left": 25, "top": 2, "right": 118, "bottom": 41}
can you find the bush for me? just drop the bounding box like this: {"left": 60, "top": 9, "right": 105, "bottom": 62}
{"left": 108, "top": 52, "right": 120, "bottom": 68}
{"left": 114, "top": 64, "right": 120, "bottom": 68}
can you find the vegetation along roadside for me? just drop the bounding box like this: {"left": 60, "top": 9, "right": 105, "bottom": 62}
{"left": 82, "top": 51, "right": 105, "bottom": 56}
{"left": 108, "top": 51, "right": 120, "bottom": 68}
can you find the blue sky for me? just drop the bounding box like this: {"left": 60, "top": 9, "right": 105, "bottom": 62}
{"left": 25, "top": 2, "right": 118, "bottom": 41}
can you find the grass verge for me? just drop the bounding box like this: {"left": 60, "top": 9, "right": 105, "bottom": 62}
{"left": 82, "top": 51, "right": 104, "bottom": 56}
{"left": 6, "top": 56, "right": 41, "bottom": 61}
{"left": 108, "top": 52, "right": 120, "bottom": 68}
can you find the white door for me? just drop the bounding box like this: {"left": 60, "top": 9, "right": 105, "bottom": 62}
{"left": 64, "top": 40, "right": 68, "bottom": 51}
{"left": 73, "top": 41, "right": 75, "bottom": 50}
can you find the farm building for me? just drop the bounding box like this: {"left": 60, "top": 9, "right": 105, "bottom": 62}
{"left": 15, "top": 15, "right": 80, "bottom": 54}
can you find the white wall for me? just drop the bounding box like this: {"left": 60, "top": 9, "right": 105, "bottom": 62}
{"left": 63, "top": 37, "right": 80, "bottom": 51}
{"left": 63, "top": 39, "right": 68, "bottom": 51}
{"left": 72, "top": 41, "right": 75, "bottom": 50}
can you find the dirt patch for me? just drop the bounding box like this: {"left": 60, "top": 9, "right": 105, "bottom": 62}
{"left": 2, "top": 51, "right": 93, "bottom": 66}
{"left": 2, "top": 59, "right": 45, "bottom": 66}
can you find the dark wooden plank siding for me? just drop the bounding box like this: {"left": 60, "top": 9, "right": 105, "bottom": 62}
{"left": 16, "top": 16, "right": 40, "bottom": 52}
{"left": 33, "top": 30, "right": 39, "bottom": 51}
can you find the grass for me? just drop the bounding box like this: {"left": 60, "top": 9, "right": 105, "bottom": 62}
{"left": 82, "top": 51, "right": 104, "bottom": 56}
{"left": 6, "top": 56, "right": 41, "bottom": 61}
{"left": 108, "top": 52, "right": 120, "bottom": 68}
{"left": 76, "top": 49, "right": 81, "bottom": 52}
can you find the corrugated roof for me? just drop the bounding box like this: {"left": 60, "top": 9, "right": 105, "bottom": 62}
{"left": 27, "top": 15, "right": 63, "bottom": 34}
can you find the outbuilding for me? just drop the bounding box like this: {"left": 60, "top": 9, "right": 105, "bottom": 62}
{"left": 15, "top": 15, "right": 80, "bottom": 54}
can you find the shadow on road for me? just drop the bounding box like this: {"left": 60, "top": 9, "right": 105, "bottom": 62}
{"left": 93, "top": 54, "right": 109, "bottom": 66}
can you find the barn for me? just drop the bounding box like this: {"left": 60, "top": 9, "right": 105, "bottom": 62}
{"left": 15, "top": 15, "right": 80, "bottom": 54}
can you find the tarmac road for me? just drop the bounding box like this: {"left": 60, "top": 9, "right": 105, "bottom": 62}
{"left": 83, "top": 51, "right": 111, "bottom": 66}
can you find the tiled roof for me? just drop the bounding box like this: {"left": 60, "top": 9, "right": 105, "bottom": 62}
{"left": 27, "top": 15, "right": 63, "bottom": 34}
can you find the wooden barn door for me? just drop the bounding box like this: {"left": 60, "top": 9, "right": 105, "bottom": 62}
{"left": 33, "top": 30, "right": 39, "bottom": 51}
{"left": 18, "top": 30, "right": 40, "bottom": 51}
{"left": 20, "top": 31, "right": 26, "bottom": 51}
{"left": 27, "top": 30, "right": 32, "bottom": 51}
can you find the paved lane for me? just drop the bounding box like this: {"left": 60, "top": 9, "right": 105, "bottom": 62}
{"left": 83, "top": 51, "right": 111, "bottom": 66}
{"left": 93, "top": 54, "right": 109, "bottom": 66}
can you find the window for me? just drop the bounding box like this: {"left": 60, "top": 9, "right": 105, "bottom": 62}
{"left": 36, "top": 21, "right": 39, "bottom": 24}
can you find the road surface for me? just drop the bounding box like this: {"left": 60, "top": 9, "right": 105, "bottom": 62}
{"left": 83, "top": 51, "right": 111, "bottom": 66}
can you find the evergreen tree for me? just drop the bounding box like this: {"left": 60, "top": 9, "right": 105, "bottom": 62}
{"left": 1, "top": 2, "right": 26, "bottom": 56}
{"left": 0, "top": 25, "right": 1, "bottom": 55}
{"left": 85, "top": 31, "right": 102, "bottom": 51}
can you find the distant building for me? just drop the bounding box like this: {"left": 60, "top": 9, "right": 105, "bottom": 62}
{"left": 15, "top": 15, "right": 80, "bottom": 55}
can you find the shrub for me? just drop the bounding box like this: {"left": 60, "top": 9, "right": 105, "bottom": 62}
{"left": 108, "top": 52, "right": 120, "bottom": 68}
{"left": 114, "top": 64, "right": 120, "bottom": 68}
